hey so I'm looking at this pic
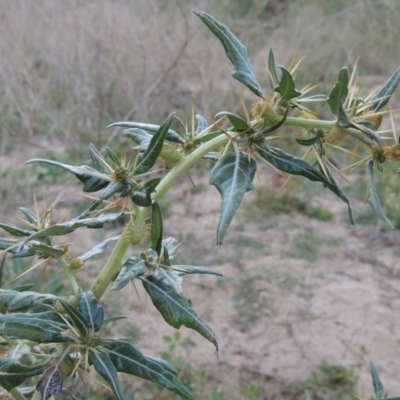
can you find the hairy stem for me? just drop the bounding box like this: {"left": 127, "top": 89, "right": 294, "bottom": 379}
{"left": 90, "top": 233, "right": 128, "bottom": 300}
{"left": 56, "top": 256, "right": 80, "bottom": 296}
{"left": 9, "top": 388, "right": 28, "bottom": 400}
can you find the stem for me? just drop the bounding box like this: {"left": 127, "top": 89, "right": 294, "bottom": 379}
{"left": 56, "top": 256, "right": 80, "bottom": 296}
{"left": 153, "top": 133, "right": 229, "bottom": 201}
{"left": 90, "top": 233, "right": 128, "bottom": 300}
{"left": 9, "top": 388, "right": 28, "bottom": 400}
{"left": 284, "top": 117, "right": 376, "bottom": 148}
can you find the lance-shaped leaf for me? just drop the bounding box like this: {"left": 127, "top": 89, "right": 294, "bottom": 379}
{"left": 163, "top": 237, "right": 178, "bottom": 260}
{"left": 260, "top": 107, "right": 289, "bottom": 137}
{"left": 104, "top": 339, "right": 194, "bottom": 400}
{"left": 142, "top": 276, "right": 218, "bottom": 354}
{"left": 36, "top": 365, "right": 63, "bottom": 400}
{"left": 153, "top": 268, "right": 183, "bottom": 295}
{"left": 111, "top": 257, "right": 147, "bottom": 291}
{"left": 135, "top": 113, "right": 174, "bottom": 174}
{"left": 371, "top": 66, "right": 400, "bottom": 111}
{"left": 102, "top": 315, "right": 128, "bottom": 327}
{"left": 0, "top": 312, "right": 72, "bottom": 343}
{"left": 370, "top": 362, "right": 386, "bottom": 398}
{"left": 28, "top": 242, "right": 66, "bottom": 259}
{"left": 0, "top": 239, "right": 36, "bottom": 258}
{"left": 78, "top": 235, "right": 121, "bottom": 262}
{"left": 194, "top": 11, "right": 263, "bottom": 98}
{"left": 89, "top": 350, "right": 125, "bottom": 400}
{"left": 19, "top": 207, "right": 38, "bottom": 224}
{"left": 352, "top": 123, "right": 383, "bottom": 147}
{"left": 58, "top": 299, "right": 89, "bottom": 338}
{"left": 131, "top": 177, "right": 161, "bottom": 207}
{"left": 124, "top": 128, "right": 153, "bottom": 151}
{"left": 0, "top": 358, "right": 45, "bottom": 391}
{"left": 328, "top": 68, "right": 350, "bottom": 126}
{"left": 0, "top": 223, "right": 33, "bottom": 237}
{"left": 22, "top": 212, "right": 124, "bottom": 243}
{"left": 78, "top": 291, "right": 104, "bottom": 332}
{"left": 319, "top": 162, "right": 355, "bottom": 225}
{"left": 194, "top": 132, "right": 223, "bottom": 145}
{"left": 274, "top": 66, "right": 301, "bottom": 101}
{"left": 210, "top": 151, "right": 257, "bottom": 245}
{"left": 367, "top": 160, "right": 394, "bottom": 229}
{"left": 214, "top": 111, "right": 252, "bottom": 132}
{"left": 3, "top": 322, "right": 46, "bottom": 342}
{"left": 26, "top": 160, "right": 110, "bottom": 193}
{"left": 268, "top": 49, "right": 279, "bottom": 88}
{"left": 0, "top": 289, "right": 57, "bottom": 313}
{"left": 195, "top": 114, "right": 208, "bottom": 134}
{"left": 78, "top": 181, "right": 126, "bottom": 218}
{"left": 295, "top": 134, "right": 320, "bottom": 147}
{"left": 172, "top": 265, "right": 223, "bottom": 277}
{"left": 257, "top": 144, "right": 329, "bottom": 183}
{"left": 151, "top": 202, "right": 163, "bottom": 255}
{"left": 110, "top": 121, "right": 184, "bottom": 145}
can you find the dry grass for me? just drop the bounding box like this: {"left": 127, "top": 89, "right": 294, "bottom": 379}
{"left": 0, "top": 0, "right": 399, "bottom": 149}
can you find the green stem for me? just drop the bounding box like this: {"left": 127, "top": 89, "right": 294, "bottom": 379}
{"left": 153, "top": 133, "right": 229, "bottom": 201}
{"left": 90, "top": 233, "right": 128, "bottom": 300}
{"left": 56, "top": 256, "right": 80, "bottom": 296}
{"left": 9, "top": 388, "right": 28, "bottom": 400}
{"left": 284, "top": 117, "right": 375, "bottom": 148}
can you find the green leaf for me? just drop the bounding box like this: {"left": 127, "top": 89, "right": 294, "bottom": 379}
{"left": 0, "top": 239, "right": 35, "bottom": 258}
{"left": 151, "top": 202, "right": 163, "bottom": 255}
{"left": 304, "top": 390, "right": 312, "bottom": 400}
{"left": 194, "top": 11, "right": 263, "bottom": 98}
{"left": 19, "top": 207, "right": 38, "bottom": 224}
{"left": 131, "top": 177, "right": 161, "bottom": 207}
{"left": 0, "top": 223, "right": 33, "bottom": 237}
{"left": 78, "top": 181, "right": 126, "bottom": 217}
{"left": 274, "top": 66, "right": 301, "bottom": 101}
{"left": 3, "top": 322, "right": 46, "bottom": 342}
{"left": 111, "top": 257, "right": 147, "bottom": 291}
{"left": 214, "top": 111, "right": 251, "bottom": 132}
{"left": 194, "top": 132, "right": 222, "bottom": 144}
{"left": 102, "top": 315, "right": 128, "bottom": 326}
{"left": 109, "top": 121, "right": 184, "bottom": 144}
{"left": 319, "top": 162, "right": 355, "bottom": 225}
{"left": 260, "top": 107, "right": 289, "bottom": 137}
{"left": 78, "top": 235, "right": 121, "bottom": 262}
{"left": 89, "top": 350, "right": 125, "bottom": 400}
{"left": 0, "top": 312, "right": 72, "bottom": 343}
{"left": 371, "top": 66, "right": 400, "bottom": 111}
{"left": 104, "top": 339, "right": 194, "bottom": 400}
{"left": 124, "top": 128, "right": 153, "bottom": 150}
{"left": 352, "top": 123, "right": 383, "bottom": 147}
{"left": 327, "top": 68, "right": 350, "bottom": 126}
{"left": 78, "top": 291, "right": 104, "bottom": 332}
{"left": 105, "top": 146, "right": 121, "bottom": 167}
{"left": 142, "top": 276, "right": 218, "bottom": 354}
{"left": 295, "top": 135, "right": 320, "bottom": 146}
{"left": 0, "top": 358, "right": 44, "bottom": 391}
{"left": 268, "top": 49, "right": 279, "bottom": 88}
{"left": 58, "top": 299, "right": 89, "bottom": 338}
{"left": 257, "top": 144, "right": 328, "bottom": 183}
{"left": 370, "top": 362, "right": 386, "bottom": 398}
{"left": 152, "top": 268, "right": 183, "bottom": 295}
{"left": 28, "top": 242, "right": 65, "bottom": 258}
{"left": 136, "top": 113, "right": 175, "bottom": 174}
{"left": 36, "top": 365, "right": 63, "bottom": 400}
{"left": 367, "top": 160, "right": 394, "bottom": 229}
{"left": 210, "top": 151, "right": 257, "bottom": 246}
{"left": 172, "top": 265, "right": 223, "bottom": 277}
{"left": 0, "top": 289, "right": 57, "bottom": 313}
{"left": 26, "top": 159, "right": 110, "bottom": 193}
{"left": 195, "top": 114, "right": 208, "bottom": 134}
{"left": 23, "top": 212, "right": 124, "bottom": 242}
